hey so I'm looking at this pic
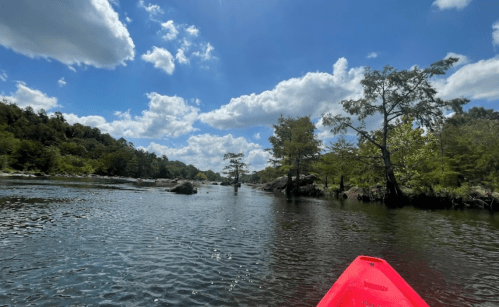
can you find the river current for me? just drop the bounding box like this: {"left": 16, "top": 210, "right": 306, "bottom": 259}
{"left": 0, "top": 176, "right": 498, "bottom": 306}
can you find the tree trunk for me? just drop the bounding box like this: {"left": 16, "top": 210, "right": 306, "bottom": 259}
{"left": 339, "top": 175, "right": 344, "bottom": 193}
{"left": 286, "top": 170, "right": 293, "bottom": 196}
{"left": 325, "top": 175, "right": 328, "bottom": 188}
{"left": 382, "top": 148, "right": 404, "bottom": 204}
{"left": 294, "top": 158, "right": 300, "bottom": 196}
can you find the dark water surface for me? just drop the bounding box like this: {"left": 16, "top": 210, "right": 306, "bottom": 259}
{"left": 1, "top": 177, "right": 498, "bottom": 306}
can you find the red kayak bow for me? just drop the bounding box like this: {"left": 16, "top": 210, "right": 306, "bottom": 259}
{"left": 317, "top": 256, "right": 430, "bottom": 307}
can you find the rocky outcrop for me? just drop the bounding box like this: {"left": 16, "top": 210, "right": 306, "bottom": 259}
{"left": 298, "top": 184, "right": 325, "bottom": 197}
{"left": 262, "top": 176, "right": 288, "bottom": 192}
{"left": 155, "top": 178, "right": 179, "bottom": 187}
{"left": 341, "top": 186, "right": 384, "bottom": 202}
{"left": 168, "top": 181, "right": 197, "bottom": 195}
{"left": 220, "top": 182, "right": 230, "bottom": 186}
{"left": 261, "top": 175, "right": 323, "bottom": 196}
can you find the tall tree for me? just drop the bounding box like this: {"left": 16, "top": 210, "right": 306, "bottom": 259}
{"left": 267, "top": 116, "right": 322, "bottom": 194}
{"left": 223, "top": 152, "right": 248, "bottom": 184}
{"left": 322, "top": 57, "right": 469, "bottom": 200}
{"left": 327, "top": 136, "right": 356, "bottom": 192}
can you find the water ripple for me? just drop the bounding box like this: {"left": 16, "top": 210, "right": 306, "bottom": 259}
{"left": 0, "top": 178, "right": 498, "bottom": 306}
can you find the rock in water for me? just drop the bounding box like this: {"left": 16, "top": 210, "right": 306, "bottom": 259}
{"left": 168, "top": 182, "right": 195, "bottom": 195}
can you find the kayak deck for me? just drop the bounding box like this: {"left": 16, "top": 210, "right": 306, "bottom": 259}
{"left": 317, "top": 256, "right": 430, "bottom": 307}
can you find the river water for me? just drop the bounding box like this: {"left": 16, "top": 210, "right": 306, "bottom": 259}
{"left": 0, "top": 176, "right": 498, "bottom": 306}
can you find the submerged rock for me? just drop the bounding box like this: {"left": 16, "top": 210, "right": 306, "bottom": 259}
{"left": 168, "top": 182, "right": 196, "bottom": 195}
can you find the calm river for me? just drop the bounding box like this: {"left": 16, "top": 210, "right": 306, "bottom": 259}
{"left": 1, "top": 176, "right": 498, "bottom": 306}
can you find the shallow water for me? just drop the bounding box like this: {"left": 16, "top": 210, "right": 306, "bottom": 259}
{"left": 0, "top": 176, "right": 498, "bottom": 306}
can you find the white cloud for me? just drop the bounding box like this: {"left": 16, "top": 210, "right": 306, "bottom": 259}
{"left": 199, "top": 57, "right": 364, "bottom": 129}
{"left": 125, "top": 16, "right": 132, "bottom": 23}
{"left": 431, "top": 0, "right": 472, "bottom": 10}
{"left": 254, "top": 133, "right": 260, "bottom": 139}
{"left": 367, "top": 52, "right": 378, "bottom": 59}
{"left": 0, "top": 71, "right": 7, "bottom": 82}
{"left": 444, "top": 52, "right": 469, "bottom": 67}
{"left": 161, "top": 20, "right": 179, "bottom": 41}
{"left": 0, "top": 82, "right": 60, "bottom": 111}
{"left": 493, "top": 21, "right": 499, "bottom": 48}
{"left": 64, "top": 92, "right": 199, "bottom": 138}
{"left": 315, "top": 113, "right": 383, "bottom": 143}
{"left": 409, "top": 64, "right": 419, "bottom": 71}
{"left": 190, "top": 98, "right": 201, "bottom": 106}
{"left": 176, "top": 49, "right": 189, "bottom": 64}
{"left": 181, "top": 38, "right": 192, "bottom": 51}
{"left": 142, "top": 46, "right": 175, "bottom": 75}
{"left": 0, "top": 0, "right": 135, "bottom": 69}
{"left": 139, "top": 0, "right": 163, "bottom": 15}
{"left": 140, "top": 134, "right": 271, "bottom": 172}
{"left": 64, "top": 113, "right": 107, "bottom": 127}
{"left": 192, "top": 43, "right": 215, "bottom": 61}
{"left": 433, "top": 57, "right": 499, "bottom": 101}
{"left": 186, "top": 25, "right": 199, "bottom": 36}
{"left": 58, "top": 77, "right": 67, "bottom": 87}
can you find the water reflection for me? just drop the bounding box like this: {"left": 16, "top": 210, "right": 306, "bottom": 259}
{"left": 0, "top": 177, "right": 498, "bottom": 306}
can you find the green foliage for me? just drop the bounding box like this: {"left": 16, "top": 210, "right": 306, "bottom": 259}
{"left": 0, "top": 128, "right": 20, "bottom": 156}
{"left": 194, "top": 172, "right": 208, "bottom": 181}
{"left": 322, "top": 57, "right": 469, "bottom": 198}
{"left": 253, "top": 166, "right": 281, "bottom": 183}
{"left": 223, "top": 152, "right": 248, "bottom": 183}
{"left": 267, "top": 116, "right": 322, "bottom": 181}
{"left": 312, "top": 136, "right": 357, "bottom": 190}
{"left": 204, "top": 170, "right": 224, "bottom": 181}
{"left": 437, "top": 112, "right": 499, "bottom": 190}
{"left": 0, "top": 99, "right": 215, "bottom": 179}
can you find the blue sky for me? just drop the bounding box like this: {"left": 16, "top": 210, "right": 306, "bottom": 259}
{"left": 0, "top": 0, "right": 498, "bottom": 172}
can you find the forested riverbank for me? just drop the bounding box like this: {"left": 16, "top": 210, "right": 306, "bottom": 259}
{"left": 0, "top": 99, "right": 224, "bottom": 181}
{"left": 241, "top": 106, "right": 499, "bottom": 211}
{"left": 238, "top": 59, "right": 499, "bottom": 210}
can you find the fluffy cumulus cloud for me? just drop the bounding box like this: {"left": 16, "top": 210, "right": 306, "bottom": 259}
{"left": 139, "top": 0, "right": 163, "bottom": 15}
{"left": 58, "top": 77, "right": 67, "bottom": 87}
{"left": 142, "top": 47, "right": 175, "bottom": 75}
{"left": 431, "top": 0, "right": 472, "bottom": 10}
{"left": 186, "top": 25, "right": 199, "bottom": 36}
{"left": 0, "top": 0, "right": 135, "bottom": 69}
{"left": 493, "top": 21, "right": 499, "bottom": 48}
{"left": 199, "top": 57, "right": 364, "bottom": 129}
{"left": 161, "top": 20, "right": 179, "bottom": 41}
{"left": 432, "top": 57, "right": 499, "bottom": 101}
{"left": 367, "top": 52, "right": 378, "bottom": 59}
{"left": 0, "top": 83, "right": 60, "bottom": 111}
{"left": 175, "top": 49, "right": 189, "bottom": 64}
{"left": 140, "top": 134, "right": 271, "bottom": 172}
{"left": 444, "top": 52, "right": 469, "bottom": 67}
{"left": 64, "top": 92, "right": 199, "bottom": 138}
{"left": 149, "top": 18, "right": 215, "bottom": 69}
{"left": 192, "top": 43, "right": 216, "bottom": 61}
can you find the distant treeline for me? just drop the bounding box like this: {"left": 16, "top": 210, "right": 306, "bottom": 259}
{"left": 0, "top": 99, "right": 224, "bottom": 181}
